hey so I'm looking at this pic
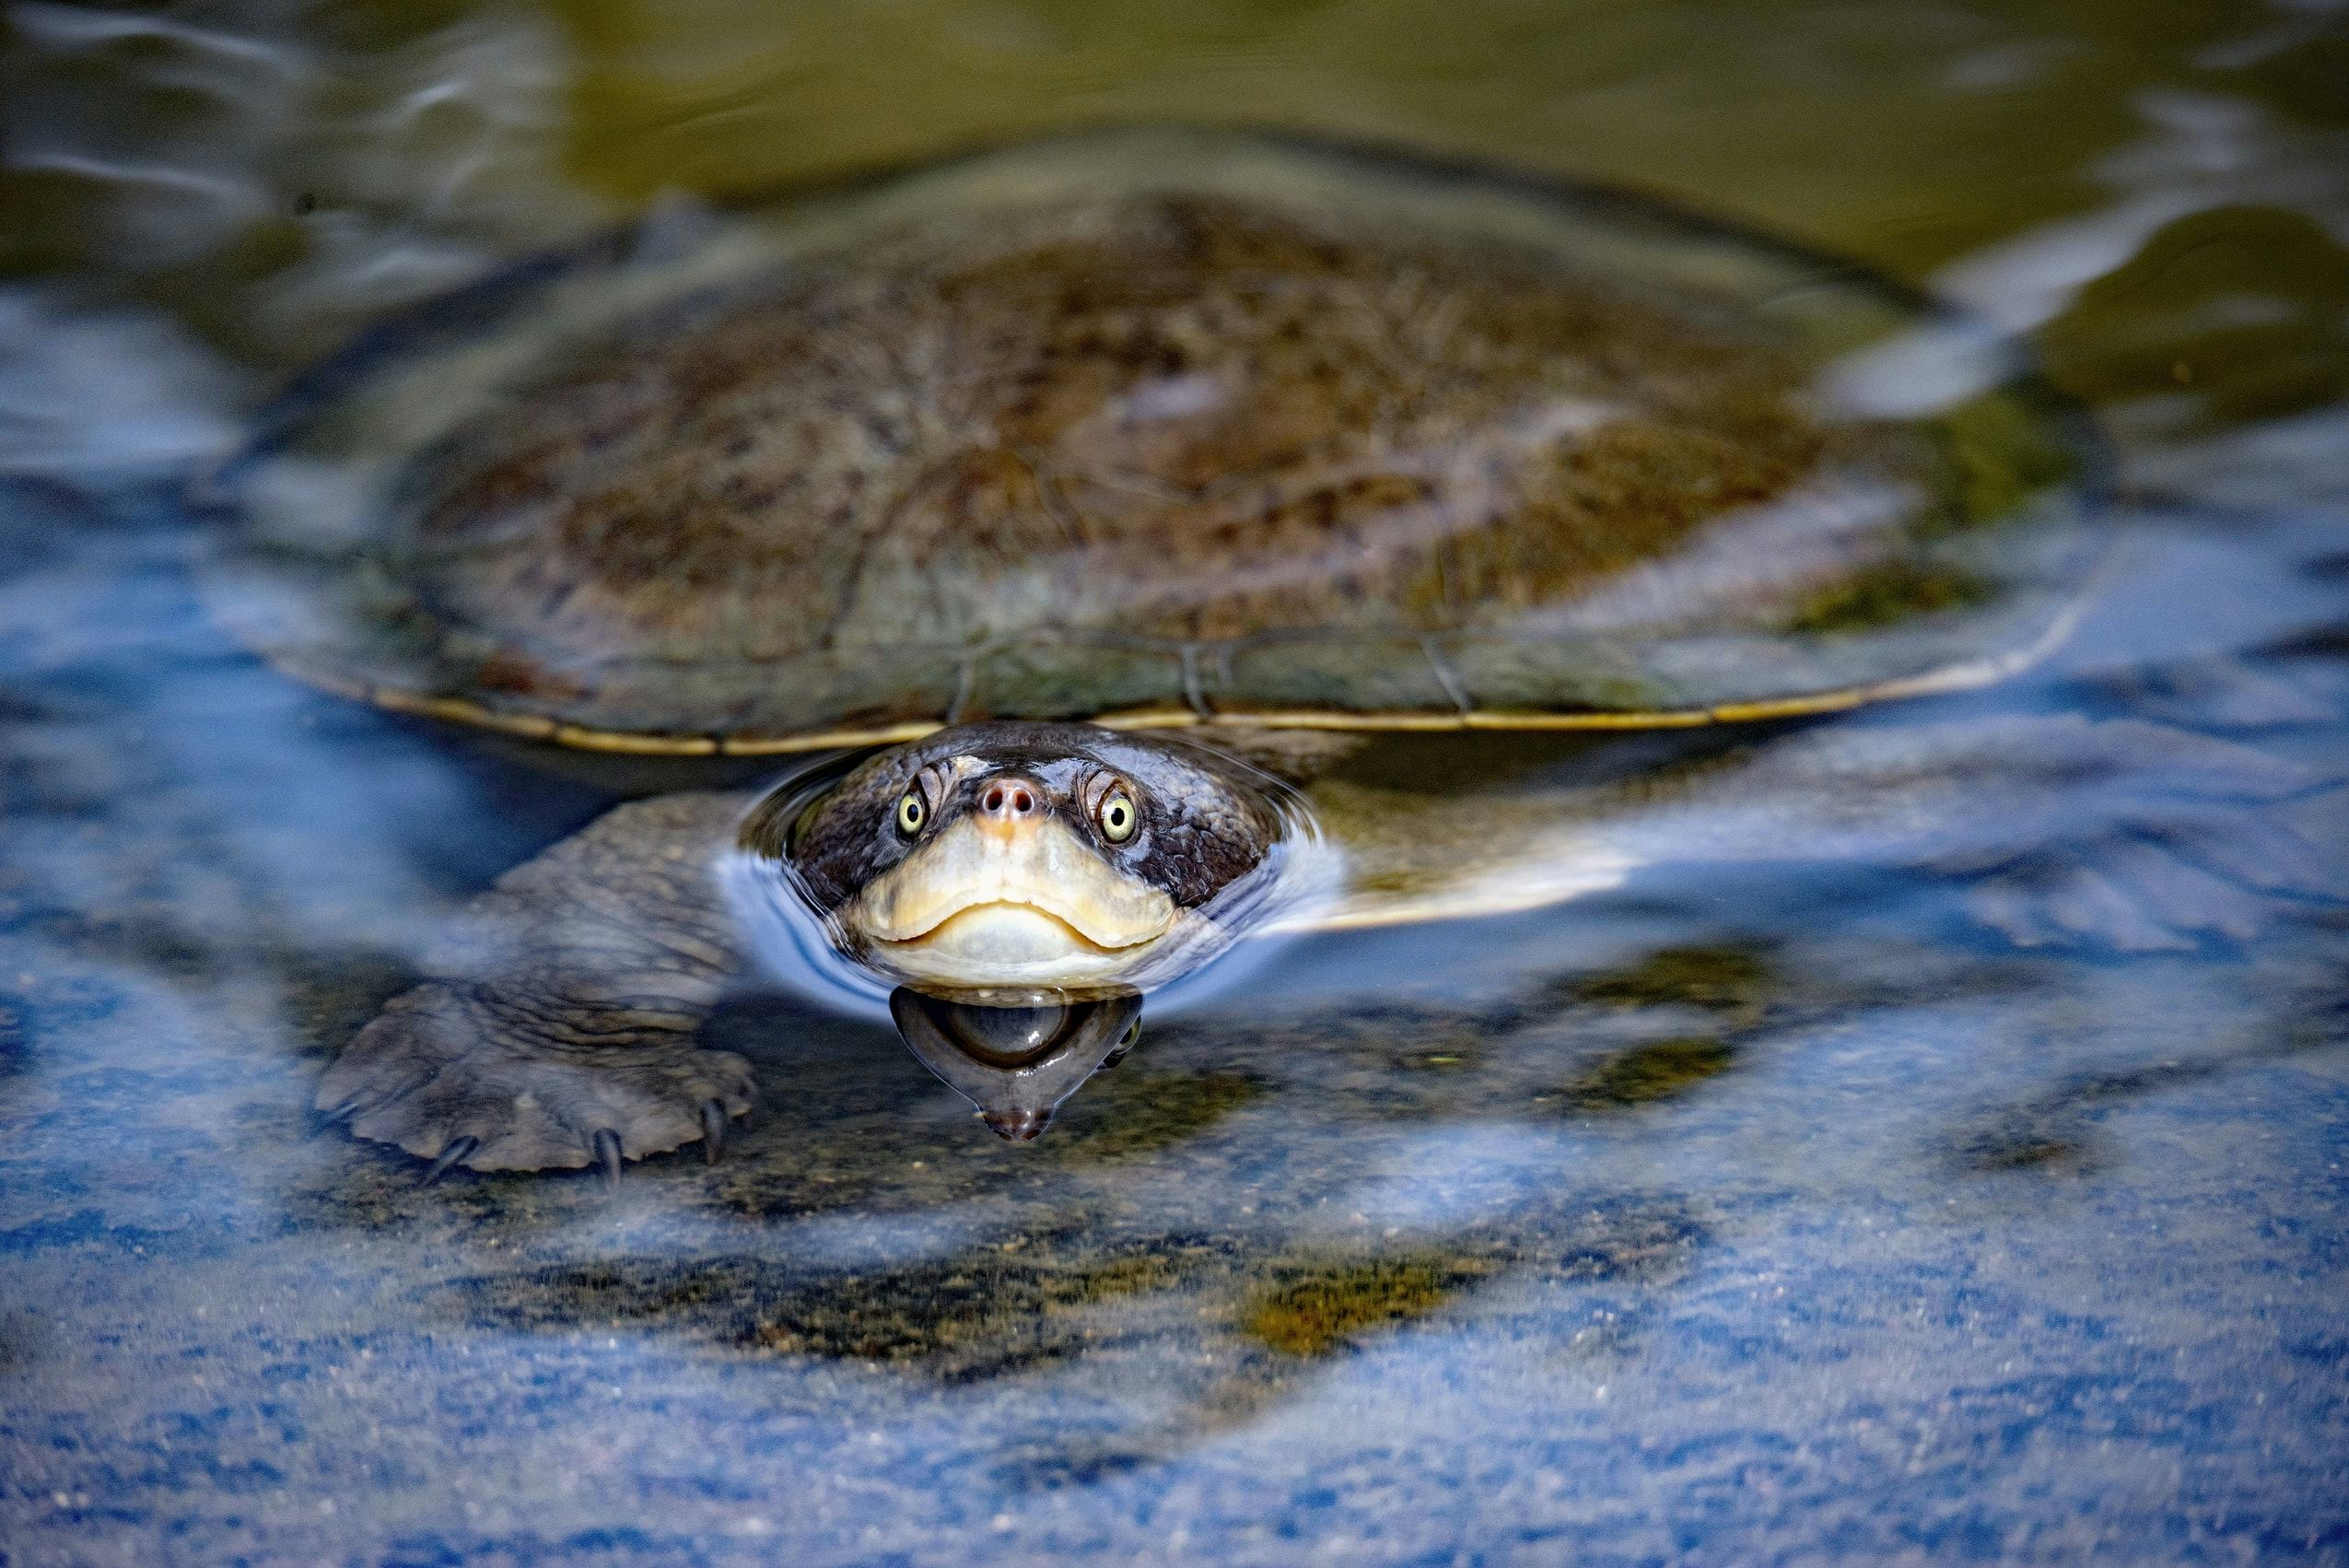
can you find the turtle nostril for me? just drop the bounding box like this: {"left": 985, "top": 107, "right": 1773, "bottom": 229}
{"left": 981, "top": 779, "right": 1039, "bottom": 817}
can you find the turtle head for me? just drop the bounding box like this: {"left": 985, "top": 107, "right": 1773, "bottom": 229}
{"left": 740, "top": 720, "right": 1305, "bottom": 995}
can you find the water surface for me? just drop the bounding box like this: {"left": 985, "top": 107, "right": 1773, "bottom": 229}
{"left": 4, "top": 2, "right": 2348, "bottom": 1562}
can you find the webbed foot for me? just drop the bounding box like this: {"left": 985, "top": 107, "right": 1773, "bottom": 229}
{"left": 315, "top": 790, "right": 759, "bottom": 1177}
{"left": 318, "top": 977, "right": 754, "bottom": 1176}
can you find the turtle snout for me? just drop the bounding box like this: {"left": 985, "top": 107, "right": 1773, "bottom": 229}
{"left": 973, "top": 773, "right": 1046, "bottom": 840}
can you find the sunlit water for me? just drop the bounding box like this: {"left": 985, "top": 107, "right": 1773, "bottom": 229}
{"left": 4, "top": 3, "right": 2348, "bottom": 1562}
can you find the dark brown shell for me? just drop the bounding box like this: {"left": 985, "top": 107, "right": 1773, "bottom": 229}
{"left": 209, "top": 129, "right": 2098, "bottom": 754}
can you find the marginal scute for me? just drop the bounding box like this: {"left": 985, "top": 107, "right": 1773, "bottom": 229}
{"left": 1442, "top": 634, "right": 1684, "bottom": 716}
{"left": 961, "top": 639, "right": 1190, "bottom": 723}
{"left": 1218, "top": 635, "right": 1460, "bottom": 719}
{"left": 209, "top": 129, "right": 2097, "bottom": 748}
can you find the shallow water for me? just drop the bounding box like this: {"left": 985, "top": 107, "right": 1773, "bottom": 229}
{"left": 5, "top": 3, "right": 2349, "bottom": 1562}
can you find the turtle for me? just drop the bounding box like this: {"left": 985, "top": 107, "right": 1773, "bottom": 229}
{"left": 205, "top": 127, "right": 2344, "bottom": 1177}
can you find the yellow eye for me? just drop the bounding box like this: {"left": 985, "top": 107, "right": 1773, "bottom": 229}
{"left": 895, "top": 790, "right": 926, "bottom": 837}
{"left": 1098, "top": 790, "right": 1137, "bottom": 843}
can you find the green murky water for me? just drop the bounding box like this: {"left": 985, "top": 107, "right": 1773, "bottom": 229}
{"left": 5, "top": 3, "right": 2348, "bottom": 1562}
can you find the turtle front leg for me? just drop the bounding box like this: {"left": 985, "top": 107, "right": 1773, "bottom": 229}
{"left": 318, "top": 790, "right": 760, "bottom": 1178}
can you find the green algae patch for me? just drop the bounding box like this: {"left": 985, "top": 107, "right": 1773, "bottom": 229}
{"left": 1052, "top": 1070, "right": 1269, "bottom": 1161}
{"left": 1936, "top": 385, "right": 2088, "bottom": 530}
{"left": 1788, "top": 560, "right": 1991, "bottom": 635}
{"left": 1560, "top": 1036, "right": 1737, "bottom": 1111}
{"left": 438, "top": 1231, "right": 1235, "bottom": 1380}
{"left": 743, "top": 1247, "right": 1186, "bottom": 1369}
{"left": 1566, "top": 944, "right": 1776, "bottom": 1022}
{"left": 1242, "top": 1255, "right": 1489, "bottom": 1357}
{"left": 1960, "top": 1132, "right": 2098, "bottom": 1174}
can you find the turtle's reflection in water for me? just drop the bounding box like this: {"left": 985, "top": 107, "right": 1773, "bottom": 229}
{"left": 888, "top": 988, "right": 1143, "bottom": 1141}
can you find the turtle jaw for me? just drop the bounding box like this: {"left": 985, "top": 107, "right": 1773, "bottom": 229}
{"left": 845, "top": 815, "right": 1180, "bottom": 991}
{"left": 867, "top": 905, "right": 1177, "bottom": 993}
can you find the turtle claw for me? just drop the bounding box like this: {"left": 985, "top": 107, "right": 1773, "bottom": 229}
{"left": 312, "top": 1098, "right": 363, "bottom": 1137}
{"left": 700, "top": 1099, "right": 728, "bottom": 1165}
{"left": 317, "top": 980, "right": 756, "bottom": 1174}
{"left": 420, "top": 1135, "right": 480, "bottom": 1188}
{"left": 591, "top": 1128, "right": 624, "bottom": 1191}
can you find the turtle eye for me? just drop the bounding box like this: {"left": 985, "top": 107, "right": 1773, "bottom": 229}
{"left": 895, "top": 790, "right": 927, "bottom": 837}
{"left": 1097, "top": 790, "right": 1138, "bottom": 844}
